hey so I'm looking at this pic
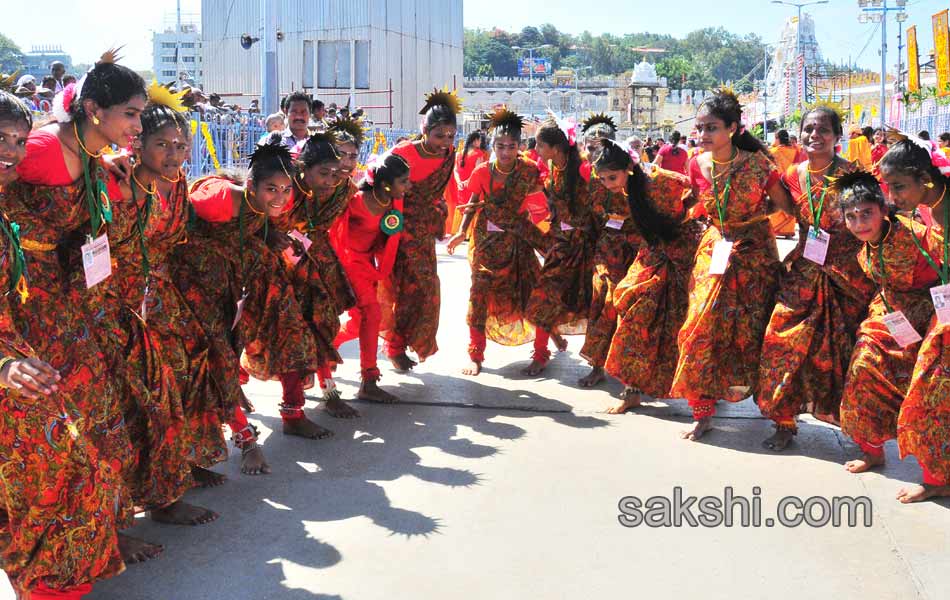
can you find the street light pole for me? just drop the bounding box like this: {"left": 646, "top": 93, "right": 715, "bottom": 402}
{"left": 513, "top": 44, "right": 552, "bottom": 118}
{"left": 763, "top": 45, "right": 769, "bottom": 141}
{"left": 881, "top": 0, "right": 887, "bottom": 126}
{"left": 857, "top": 0, "right": 909, "bottom": 128}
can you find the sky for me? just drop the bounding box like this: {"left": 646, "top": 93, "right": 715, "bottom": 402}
{"left": 3, "top": 0, "right": 950, "bottom": 73}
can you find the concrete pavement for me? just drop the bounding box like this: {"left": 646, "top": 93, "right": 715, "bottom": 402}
{"left": 4, "top": 237, "right": 949, "bottom": 599}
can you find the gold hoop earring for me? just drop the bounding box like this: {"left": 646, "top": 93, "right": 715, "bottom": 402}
{"left": 925, "top": 182, "right": 935, "bottom": 188}
{"left": 384, "top": 186, "right": 391, "bottom": 192}
{"left": 92, "top": 116, "right": 101, "bottom": 125}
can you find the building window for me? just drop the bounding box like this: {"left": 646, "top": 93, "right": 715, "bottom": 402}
{"left": 181, "top": 42, "right": 195, "bottom": 48}
{"left": 162, "top": 57, "right": 176, "bottom": 63}
{"left": 183, "top": 56, "right": 195, "bottom": 63}
{"left": 317, "top": 41, "right": 369, "bottom": 89}
{"left": 162, "top": 42, "right": 176, "bottom": 49}
{"left": 162, "top": 70, "right": 176, "bottom": 77}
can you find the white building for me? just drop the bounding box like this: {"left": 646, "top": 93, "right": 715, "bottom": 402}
{"left": 765, "top": 13, "right": 823, "bottom": 117}
{"left": 152, "top": 21, "right": 203, "bottom": 86}
{"left": 200, "top": 0, "right": 463, "bottom": 129}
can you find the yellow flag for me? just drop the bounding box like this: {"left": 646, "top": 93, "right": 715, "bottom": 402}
{"left": 908, "top": 26, "right": 920, "bottom": 93}
{"left": 934, "top": 10, "right": 950, "bottom": 96}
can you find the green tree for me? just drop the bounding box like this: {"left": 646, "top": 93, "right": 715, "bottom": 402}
{"left": 0, "top": 32, "right": 24, "bottom": 74}
{"left": 657, "top": 56, "right": 691, "bottom": 90}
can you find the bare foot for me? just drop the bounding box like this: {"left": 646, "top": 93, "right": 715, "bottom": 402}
{"left": 191, "top": 465, "right": 226, "bottom": 488}
{"left": 118, "top": 533, "right": 164, "bottom": 564}
{"left": 578, "top": 366, "right": 605, "bottom": 388}
{"left": 358, "top": 378, "right": 399, "bottom": 403}
{"left": 240, "top": 442, "right": 271, "bottom": 475}
{"left": 606, "top": 388, "right": 642, "bottom": 414}
{"left": 521, "top": 357, "right": 548, "bottom": 376}
{"left": 845, "top": 452, "right": 885, "bottom": 473}
{"left": 389, "top": 353, "right": 417, "bottom": 372}
{"left": 462, "top": 361, "right": 482, "bottom": 376}
{"left": 551, "top": 333, "right": 568, "bottom": 352}
{"left": 149, "top": 500, "right": 219, "bottom": 526}
{"left": 762, "top": 428, "right": 796, "bottom": 451}
{"left": 283, "top": 417, "right": 334, "bottom": 440}
{"left": 324, "top": 391, "right": 360, "bottom": 419}
{"left": 680, "top": 417, "right": 713, "bottom": 441}
{"left": 896, "top": 482, "right": 950, "bottom": 504}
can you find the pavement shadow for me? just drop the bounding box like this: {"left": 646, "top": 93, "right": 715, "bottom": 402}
{"left": 92, "top": 371, "right": 609, "bottom": 599}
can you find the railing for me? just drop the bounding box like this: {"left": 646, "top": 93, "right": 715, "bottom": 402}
{"left": 185, "top": 111, "right": 421, "bottom": 178}
{"left": 899, "top": 99, "right": 950, "bottom": 138}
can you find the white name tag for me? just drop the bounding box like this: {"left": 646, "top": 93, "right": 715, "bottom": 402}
{"left": 605, "top": 218, "right": 625, "bottom": 230}
{"left": 709, "top": 240, "right": 733, "bottom": 275}
{"left": 883, "top": 310, "right": 923, "bottom": 348}
{"left": 231, "top": 291, "right": 249, "bottom": 331}
{"left": 486, "top": 220, "right": 504, "bottom": 232}
{"left": 81, "top": 234, "right": 112, "bottom": 289}
{"left": 560, "top": 221, "right": 574, "bottom": 231}
{"left": 803, "top": 227, "right": 830, "bottom": 266}
{"left": 139, "top": 287, "right": 150, "bottom": 324}
{"left": 931, "top": 283, "right": 950, "bottom": 325}
{"left": 282, "top": 230, "right": 313, "bottom": 266}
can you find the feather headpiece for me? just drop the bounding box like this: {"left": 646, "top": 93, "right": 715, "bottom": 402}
{"left": 419, "top": 88, "right": 463, "bottom": 115}
{"left": 488, "top": 106, "right": 524, "bottom": 137}
{"left": 581, "top": 113, "right": 617, "bottom": 135}
{"left": 328, "top": 114, "right": 368, "bottom": 146}
{"left": 147, "top": 79, "right": 187, "bottom": 113}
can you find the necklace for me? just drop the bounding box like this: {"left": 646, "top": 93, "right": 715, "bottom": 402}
{"left": 372, "top": 188, "right": 392, "bottom": 208}
{"left": 494, "top": 161, "right": 514, "bottom": 175}
{"left": 131, "top": 169, "right": 157, "bottom": 197}
{"left": 73, "top": 122, "right": 106, "bottom": 158}
{"left": 419, "top": 138, "right": 440, "bottom": 157}
{"left": 930, "top": 182, "right": 947, "bottom": 212}
{"left": 243, "top": 187, "right": 265, "bottom": 215}
{"left": 807, "top": 158, "right": 834, "bottom": 174}
{"left": 710, "top": 148, "right": 737, "bottom": 165}
{"left": 161, "top": 172, "right": 182, "bottom": 183}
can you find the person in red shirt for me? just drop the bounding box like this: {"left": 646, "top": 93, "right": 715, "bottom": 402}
{"left": 446, "top": 130, "right": 488, "bottom": 235}
{"left": 331, "top": 153, "right": 409, "bottom": 403}
{"left": 447, "top": 107, "right": 556, "bottom": 376}
{"left": 654, "top": 130, "right": 689, "bottom": 174}
{"left": 383, "top": 90, "right": 459, "bottom": 371}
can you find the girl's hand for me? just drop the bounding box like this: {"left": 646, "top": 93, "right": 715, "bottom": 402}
{"left": 0, "top": 358, "right": 62, "bottom": 399}
{"left": 102, "top": 150, "right": 133, "bottom": 182}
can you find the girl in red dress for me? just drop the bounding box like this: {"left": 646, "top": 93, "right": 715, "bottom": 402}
{"left": 331, "top": 153, "right": 409, "bottom": 403}
{"left": 13, "top": 55, "right": 168, "bottom": 564}
{"left": 523, "top": 117, "right": 595, "bottom": 342}
{"left": 446, "top": 130, "right": 488, "bottom": 236}
{"left": 0, "top": 90, "right": 125, "bottom": 600}
{"left": 600, "top": 140, "right": 702, "bottom": 413}
{"left": 105, "top": 94, "right": 223, "bottom": 525}
{"left": 877, "top": 139, "right": 950, "bottom": 503}
{"left": 173, "top": 137, "right": 320, "bottom": 475}
{"left": 447, "top": 108, "right": 556, "bottom": 376}
{"left": 670, "top": 90, "right": 791, "bottom": 441}
{"left": 383, "top": 90, "right": 460, "bottom": 371}
{"left": 834, "top": 171, "right": 940, "bottom": 476}
{"left": 756, "top": 108, "right": 874, "bottom": 451}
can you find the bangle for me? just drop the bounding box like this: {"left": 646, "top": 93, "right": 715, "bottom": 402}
{"left": 0, "top": 356, "right": 17, "bottom": 388}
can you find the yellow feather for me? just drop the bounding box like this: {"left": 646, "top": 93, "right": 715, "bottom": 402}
{"left": 148, "top": 79, "right": 188, "bottom": 113}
